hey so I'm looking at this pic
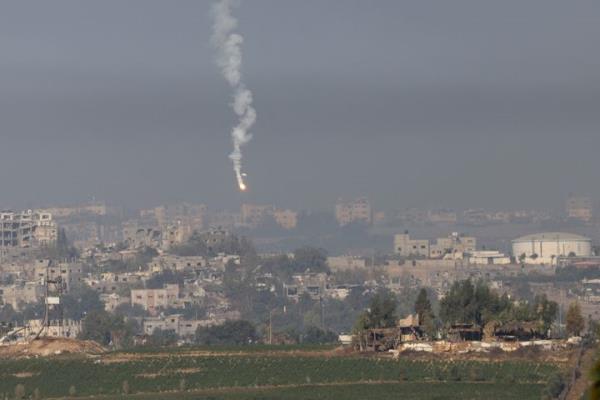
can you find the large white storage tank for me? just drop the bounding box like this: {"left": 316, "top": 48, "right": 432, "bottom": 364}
{"left": 512, "top": 232, "right": 592, "bottom": 265}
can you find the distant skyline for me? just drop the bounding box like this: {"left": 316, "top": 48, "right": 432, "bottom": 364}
{"left": 1, "top": 1, "right": 599, "bottom": 212}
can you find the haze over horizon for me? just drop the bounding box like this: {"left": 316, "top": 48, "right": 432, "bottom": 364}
{"left": 1, "top": 0, "right": 599, "bottom": 212}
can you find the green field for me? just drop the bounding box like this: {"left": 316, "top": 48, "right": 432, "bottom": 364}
{"left": 0, "top": 346, "right": 561, "bottom": 399}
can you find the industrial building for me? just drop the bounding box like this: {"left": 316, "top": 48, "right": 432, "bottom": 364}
{"left": 512, "top": 232, "right": 592, "bottom": 265}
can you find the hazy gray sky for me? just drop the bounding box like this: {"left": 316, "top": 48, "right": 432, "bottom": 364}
{"left": 1, "top": 0, "right": 599, "bottom": 211}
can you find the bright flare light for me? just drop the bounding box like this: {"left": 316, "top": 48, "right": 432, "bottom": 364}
{"left": 239, "top": 182, "right": 247, "bottom": 191}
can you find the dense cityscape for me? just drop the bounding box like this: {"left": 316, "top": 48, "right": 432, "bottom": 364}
{"left": 1, "top": 195, "right": 598, "bottom": 347}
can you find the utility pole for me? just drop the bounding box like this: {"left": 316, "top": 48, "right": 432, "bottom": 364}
{"left": 269, "top": 309, "right": 273, "bottom": 345}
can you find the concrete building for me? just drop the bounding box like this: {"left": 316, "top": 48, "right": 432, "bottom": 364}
{"left": 512, "top": 232, "right": 592, "bottom": 265}
{"left": 33, "top": 212, "right": 58, "bottom": 246}
{"left": 327, "top": 256, "right": 367, "bottom": 271}
{"left": 142, "top": 312, "right": 240, "bottom": 337}
{"left": 25, "top": 319, "right": 81, "bottom": 339}
{"left": 149, "top": 255, "right": 207, "bottom": 273}
{"left": 122, "top": 222, "right": 162, "bottom": 249}
{"left": 335, "top": 197, "right": 371, "bottom": 226}
{"left": 131, "top": 284, "right": 180, "bottom": 313}
{"left": 0, "top": 281, "right": 44, "bottom": 310}
{"left": 39, "top": 202, "right": 109, "bottom": 218}
{"left": 142, "top": 314, "right": 213, "bottom": 337}
{"left": 394, "top": 232, "right": 476, "bottom": 259}
{"left": 273, "top": 209, "right": 298, "bottom": 230}
{"left": 207, "top": 210, "right": 242, "bottom": 229}
{"left": 394, "top": 233, "right": 430, "bottom": 258}
{"left": 241, "top": 204, "right": 275, "bottom": 228}
{"left": 566, "top": 195, "right": 593, "bottom": 222}
{"left": 1, "top": 210, "right": 57, "bottom": 249}
{"left": 161, "top": 222, "right": 193, "bottom": 250}
{"left": 427, "top": 210, "right": 458, "bottom": 224}
{"left": 284, "top": 273, "right": 328, "bottom": 300}
{"left": 34, "top": 262, "right": 83, "bottom": 291}
{"left": 468, "top": 251, "right": 511, "bottom": 265}
{"left": 429, "top": 233, "right": 476, "bottom": 259}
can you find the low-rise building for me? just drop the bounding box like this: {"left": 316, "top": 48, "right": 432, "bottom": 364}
{"left": 34, "top": 262, "right": 83, "bottom": 291}
{"left": 149, "top": 255, "right": 207, "bottom": 273}
{"left": 122, "top": 222, "right": 162, "bottom": 249}
{"left": 131, "top": 284, "right": 180, "bottom": 313}
{"left": 142, "top": 312, "right": 240, "bottom": 337}
{"left": 284, "top": 273, "right": 328, "bottom": 300}
{"left": 0, "top": 281, "right": 44, "bottom": 310}
{"left": 327, "top": 256, "right": 366, "bottom": 271}
{"left": 394, "top": 232, "right": 476, "bottom": 259}
{"left": 468, "top": 251, "right": 511, "bottom": 265}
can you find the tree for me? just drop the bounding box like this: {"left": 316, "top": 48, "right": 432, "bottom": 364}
{"left": 414, "top": 288, "right": 437, "bottom": 338}
{"left": 80, "top": 310, "right": 135, "bottom": 347}
{"left": 532, "top": 294, "right": 558, "bottom": 333}
{"left": 145, "top": 270, "right": 185, "bottom": 289}
{"left": 290, "top": 247, "right": 329, "bottom": 273}
{"left": 439, "top": 279, "right": 512, "bottom": 326}
{"left": 147, "top": 328, "right": 178, "bottom": 347}
{"left": 62, "top": 284, "right": 104, "bottom": 320}
{"left": 354, "top": 290, "right": 397, "bottom": 330}
{"left": 195, "top": 320, "right": 258, "bottom": 345}
{"left": 414, "top": 288, "right": 433, "bottom": 324}
{"left": 566, "top": 301, "right": 584, "bottom": 336}
{"left": 302, "top": 326, "right": 338, "bottom": 344}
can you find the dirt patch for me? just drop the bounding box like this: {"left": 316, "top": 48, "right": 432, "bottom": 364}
{"left": 0, "top": 338, "right": 105, "bottom": 358}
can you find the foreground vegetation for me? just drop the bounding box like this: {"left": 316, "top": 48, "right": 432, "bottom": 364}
{"left": 0, "top": 346, "right": 562, "bottom": 399}
{"left": 96, "top": 382, "right": 547, "bottom": 400}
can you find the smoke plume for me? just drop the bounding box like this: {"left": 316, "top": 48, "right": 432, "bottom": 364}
{"left": 211, "top": 0, "right": 255, "bottom": 191}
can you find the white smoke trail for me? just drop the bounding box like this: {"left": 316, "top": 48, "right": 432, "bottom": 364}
{"left": 211, "top": 0, "right": 255, "bottom": 191}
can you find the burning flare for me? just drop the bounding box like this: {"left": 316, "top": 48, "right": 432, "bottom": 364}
{"left": 211, "top": 0, "right": 256, "bottom": 191}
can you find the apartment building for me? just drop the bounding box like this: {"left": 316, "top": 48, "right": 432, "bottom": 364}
{"left": 273, "top": 209, "right": 298, "bottom": 230}
{"left": 34, "top": 261, "right": 83, "bottom": 291}
{"left": 335, "top": 197, "right": 371, "bottom": 226}
{"left": 1, "top": 210, "right": 57, "bottom": 249}
{"left": 566, "top": 195, "right": 593, "bottom": 222}
{"left": 131, "top": 284, "right": 180, "bottom": 313}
